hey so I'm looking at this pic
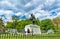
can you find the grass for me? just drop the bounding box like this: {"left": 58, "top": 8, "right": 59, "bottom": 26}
{"left": 0, "top": 33, "right": 60, "bottom": 39}
{"left": 0, "top": 26, "right": 60, "bottom": 39}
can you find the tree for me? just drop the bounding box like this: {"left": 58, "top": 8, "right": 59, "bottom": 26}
{"left": 6, "top": 15, "right": 19, "bottom": 29}
{"left": 36, "top": 18, "right": 41, "bottom": 26}
{"left": 17, "top": 19, "right": 33, "bottom": 29}
{"left": 52, "top": 16, "right": 60, "bottom": 31}
{"left": 12, "top": 15, "right": 19, "bottom": 22}
{"left": 6, "top": 22, "right": 13, "bottom": 28}
{"left": 40, "top": 19, "right": 54, "bottom": 31}
{"left": 12, "top": 15, "right": 19, "bottom": 29}
{"left": 0, "top": 18, "right": 4, "bottom": 31}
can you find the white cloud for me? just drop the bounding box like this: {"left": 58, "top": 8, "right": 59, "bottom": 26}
{"left": 15, "top": 12, "right": 23, "bottom": 16}
{"left": 0, "top": 0, "right": 15, "bottom": 7}
{"left": 0, "top": 10, "right": 14, "bottom": 15}
{"left": 25, "top": 2, "right": 31, "bottom": 7}
{"left": 0, "top": 0, "right": 60, "bottom": 21}
{"left": 0, "top": 10, "right": 14, "bottom": 22}
{"left": 45, "top": 0, "right": 55, "bottom": 6}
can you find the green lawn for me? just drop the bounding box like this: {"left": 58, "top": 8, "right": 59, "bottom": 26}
{"left": 0, "top": 26, "right": 60, "bottom": 39}
{"left": 0, "top": 33, "right": 60, "bottom": 39}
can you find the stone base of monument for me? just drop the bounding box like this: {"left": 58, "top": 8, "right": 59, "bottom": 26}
{"left": 24, "top": 24, "right": 41, "bottom": 36}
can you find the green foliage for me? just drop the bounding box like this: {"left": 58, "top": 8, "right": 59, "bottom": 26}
{"left": 36, "top": 18, "right": 41, "bottom": 25}
{"left": 52, "top": 16, "right": 60, "bottom": 31}
{"left": 6, "top": 15, "right": 19, "bottom": 29}
{"left": 6, "top": 19, "right": 33, "bottom": 29}
{"left": 53, "top": 26, "right": 58, "bottom": 32}
{"left": 6, "top": 16, "right": 57, "bottom": 32}
{"left": 12, "top": 15, "right": 19, "bottom": 28}
{"left": 40, "top": 19, "right": 54, "bottom": 31}
{"left": 0, "top": 18, "right": 4, "bottom": 30}
{"left": 6, "top": 14, "right": 40, "bottom": 29}
{"left": 17, "top": 19, "right": 33, "bottom": 29}
{"left": 6, "top": 22, "right": 13, "bottom": 28}
{"left": 12, "top": 15, "right": 19, "bottom": 21}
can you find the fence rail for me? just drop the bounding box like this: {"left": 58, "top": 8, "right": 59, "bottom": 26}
{"left": 0, "top": 33, "right": 60, "bottom": 39}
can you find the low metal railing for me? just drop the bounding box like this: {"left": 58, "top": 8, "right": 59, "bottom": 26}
{"left": 0, "top": 33, "right": 60, "bottom": 39}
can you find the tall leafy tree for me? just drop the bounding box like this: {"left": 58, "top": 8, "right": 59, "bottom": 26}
{"left": 36, "top": 18, "right": 41, "bottom": 26}
{"left": 17, "top": 19, "right": 33, "bottom": 29}
{"left": 40, "top": 19, "right": 54, "bottom": 31}
{"left": 53, "top": 16, "right": 60, "bottom": 31}
{"left": 0, "top": 18, "right": 4, "bottom": 30}
{"left": 12, "top": 15, "right": 19, "bottom": 29}
{"left": 6, "top": 22, "right": 13, "bottom": 28}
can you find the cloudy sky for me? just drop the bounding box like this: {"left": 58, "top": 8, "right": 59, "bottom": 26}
{"left": 0, "top": 0, "right": 60, "bottom": 22}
